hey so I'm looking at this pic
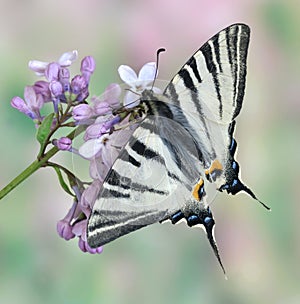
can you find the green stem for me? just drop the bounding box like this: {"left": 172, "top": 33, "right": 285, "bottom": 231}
{"left": 0, "top": 125, "right": 85, "bottom": 201}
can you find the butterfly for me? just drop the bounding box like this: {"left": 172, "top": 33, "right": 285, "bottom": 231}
{"left": 87, "top": 23, "right": 269, "bottom": 274}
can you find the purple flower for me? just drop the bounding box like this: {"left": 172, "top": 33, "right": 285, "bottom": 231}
{"left": 71, "top": 208, "right": 103, "bottom": 254}
{"left": 59, "top": 68, "right": 70, "bottom": 92}
{"left": 84, "top": 116, "right": 119, "bottom": 140}
{"left": 57, "top": 201, "right": 77, "bottom": 241}
{"left": 57, "top": 189, "right": 103, "bottom": 253}
{"left": 71, "top": 75, "right": 89, "bottom": 101}
{"left": 79, "top": 134, "right": 108, "bottom": 159}
{"left": 45, "top": 63, "right": 60, "bottom": 82}
{"left": 93, "top": 101, "right": 112, "bottom": 116}
{"left": 91, "top": 83, "right": 121, "bottom": 114}
{"left": 78, "top": 237, "right": 103, "bottom": 254}
{"left": 11, "top": 86, "right": 43, "bottom": 120}
{"left": 80, "top": 179, "right": 102, "bottom": 210}
{"left": 71, "top": 75, "right": 87, "bottom": 95}
{"left": 32, "top": 81, "right": 51, "bottom": 103}
{"left": 57, "top": 219, "right": 75, "bottom": 241}
{"left": 118, "top": 62, "right": 161, "bottom": 107}
{"left": 49, "top": 81, "right": 63, "bottom": 98}
{"left": 53, "top": 137, "right": 72, "bottom": 151}
{"left": 84, "top": 122, "right": 105, "bottom": 140}
{"left": 80, "top": 56, "right": 96, "bottom": 84}
{"left": 58, "top": 50, "right": 78, "bottom": 67}
{"left": 11, "top": 96, "right": 33, "bottom": 118}
{"left": 89, "top": 158, "right": 110, "bottom": 181}
{"left": 72, "top": 104, "right": 94, "bottom": 122}
{"left": 28, "top": 50, "right": 78, "bottom": 76}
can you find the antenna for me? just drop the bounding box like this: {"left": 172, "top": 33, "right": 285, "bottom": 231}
{"left": 151, "top": 48, "right": 166, "bottom": 91}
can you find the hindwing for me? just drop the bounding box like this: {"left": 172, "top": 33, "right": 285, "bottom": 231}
{"left": 88, "top": 115, "right": 207, "bottom": 248}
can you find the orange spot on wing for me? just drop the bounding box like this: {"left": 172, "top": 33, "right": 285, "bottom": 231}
{"left": 192, "top": 178, "right": 204, "bottom": 201}
{"left": 205, "top": 159, "right": 223, "bottom": 176}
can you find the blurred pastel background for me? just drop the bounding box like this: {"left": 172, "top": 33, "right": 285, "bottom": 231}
{"left": 1, "top": 0, "right": 300, "bottom": 303}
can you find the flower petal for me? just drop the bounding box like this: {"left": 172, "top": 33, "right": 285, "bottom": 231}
{"left": 138, "top": 62, "right": 156, "bottom": 83}
{"left": 118, "top": 65, "right": 138, "bottom": 85}
{"left": 109, "top": 129, "right": 133, "bottom": 147}
{"left": 102, "top": 146, "right": 119, "bottom": 168}
{"left": 80, "top": 180, "right": 102, "bottom": 209}
{"left": 24, "top": 86, "right": 37, "bottom": 108}
{"left": 89, "top": 158, "right": 109, "bottom": 181}
{"left": 123, "top": 91, "right": 140, "bottom": 108}
{"left": 28, "top": 60, "right": 49, "bottom": 75}
{"left": 11, "top": 96, "right": 31, "bottom": 116}
{"left": 58, "top": 50, "right": 78, "bottom": 67}
{"left": 79, "top": 138, "right": 103, "bottom": 159}
{"left": 104, "top": 83, "right": 121, "bottom": 100}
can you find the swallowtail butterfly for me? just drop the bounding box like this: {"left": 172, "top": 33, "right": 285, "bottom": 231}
{"left": 87, "top": 23, "right": 269, "bottom": 274}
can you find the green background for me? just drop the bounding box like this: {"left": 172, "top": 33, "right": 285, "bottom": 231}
{"left": 1, "top": 0, "right": 300, "bottom": 303}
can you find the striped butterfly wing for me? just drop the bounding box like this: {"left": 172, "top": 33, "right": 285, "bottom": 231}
{"left": 164, "top": 23, "right": 249, "bottom": 124}
{"left": 87, "top": 115, "right": 206, "bottom": 248}
{"left": 164, "top": 23, "right": 268, "bottom": 208}
{"left": 87, "top": 23, "right": 269, "bottom": 270}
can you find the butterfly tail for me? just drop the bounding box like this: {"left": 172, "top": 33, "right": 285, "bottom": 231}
{"left": 220, "top": 121, "right": 270, "bottom": 210}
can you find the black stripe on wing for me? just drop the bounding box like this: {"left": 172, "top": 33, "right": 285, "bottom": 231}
{"left": 233, "top": 25, "right": 250, "bottom": 119}
{"left": 143, "top": 92, "right": 215, "bottom": 167}
{"left": 226, "top": 25, "right": 237, "bottom": 104}
{"left": 164, "top": 23, "right": 250, "bottom": 123}
{"left": 88, "top": 208, "right": 167, "bottom": 247}
{"left": 119, "top": 149, "right": 141, "bottom": 168}
{"left": 201, "top": 41, "right": 223, "bottom": 119}
{"left": 105, "top": 169, "right": 169, "bottom": 196}
{"left": 186, "top": 56, "right": 202, "bottom": 83}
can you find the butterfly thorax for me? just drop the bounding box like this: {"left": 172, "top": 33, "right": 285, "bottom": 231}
{"left": 140, "top": 89, "right": 174, "bottom": 119}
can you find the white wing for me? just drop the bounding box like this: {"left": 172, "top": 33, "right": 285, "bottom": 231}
{"left": 164, "top": 23, "right": 249, "bottom": 124}
{"left": 87, "top": 115, "right": 209, "bottom": 248}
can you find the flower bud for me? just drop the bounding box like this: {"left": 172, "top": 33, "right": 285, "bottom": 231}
{"left": 81, "top": 56, "right": 96, "bottom": 74}
{"left": 45, "top": 62, "right": 60, "bottom": 82}
{"left": 80, "top": 179, "right": 102, "bottom": 209}
{"left": 11, "top": 96, "right": 32, "bottom": 116}
{"left": 53, "top": 137, "right": 72, "bottom": 151}
{"left": 58, "top": 50, "right": 78, "bottom": 67}
{"left": 71, "top": 75, "right": 86, "bottom": 95}
{"left": 73, "top": 104, "right": 93, "bottom": 121}
{"left": 59, "top": 68, "right": 70, "bottom": 91}
{"left": 28, "top": 60, "right": 48, "bottom": 76}
{"left": 84, "top": 123, "right": 104, "bottom": 139}
{"left": 78, "top": 237, "right": 103, "bottom": 254}
{"left": 49, "top": 81, "right": 63, "bottom": 99}
{"left": 57, "top": 219, "right": 75, "bottom": 240}
{"left": 33, "top": 81, "right": 51, "bottom": 102}
{"left": 81, "top": 56, "right": 96, "bottom": 84}
{"left": 93, "top": 101, "right": 112, "bottom": 116}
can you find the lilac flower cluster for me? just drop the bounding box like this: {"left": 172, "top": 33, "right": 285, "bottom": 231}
{"left": 10, "top": 51, "right": 159, "bottom": 254}
{"left": 11, "top": 51, "right": 94, "bottom": 124}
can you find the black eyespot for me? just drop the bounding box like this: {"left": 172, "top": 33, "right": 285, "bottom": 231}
{"left": 187, "top": 215, "right": 201, "bottom": 227}
{"left": 204, "top": 216, "right": 214, "bottom": 230}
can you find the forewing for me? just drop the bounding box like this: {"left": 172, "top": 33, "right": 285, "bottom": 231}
{"left": 164, "top": 23, "right": 250, "bottom": 124}
{"left": 162, "top": 23, "right": 265, "bottom": 205}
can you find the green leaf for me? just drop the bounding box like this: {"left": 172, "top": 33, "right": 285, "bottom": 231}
{"left": 36, "top": 113, "right": 54, "bottom": 146}
{"left": 53, "top": 166, "right": 74, "bottom": 197}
